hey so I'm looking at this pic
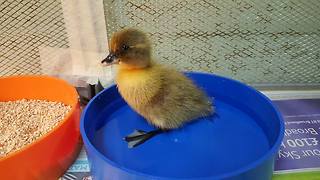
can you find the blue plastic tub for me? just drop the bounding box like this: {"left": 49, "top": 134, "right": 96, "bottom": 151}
{"left": 80, "top": 72, "right": 284, "bottom": 180}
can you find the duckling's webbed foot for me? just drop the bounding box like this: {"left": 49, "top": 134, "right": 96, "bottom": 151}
{"left": 124, "top": 129, "right": 163, "bottom": 148}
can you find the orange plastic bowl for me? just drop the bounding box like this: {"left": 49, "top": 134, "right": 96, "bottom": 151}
{"left": 0, "top": 75, "right": 81, "bottom": 180}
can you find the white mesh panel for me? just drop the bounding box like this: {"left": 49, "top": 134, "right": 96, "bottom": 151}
{"left": 0, "top": 0, "right": 69, "bottom": 76}
{"left": 103, "top": 0, "right": 320, "bottom": 86}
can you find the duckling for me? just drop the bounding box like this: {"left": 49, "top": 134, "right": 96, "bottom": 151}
{"left": 101, "top": 28, "right": 214, "bottom": 148}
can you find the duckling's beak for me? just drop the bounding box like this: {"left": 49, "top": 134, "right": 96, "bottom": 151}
{"left": 101, "top": 53, "right": 118, "bottom": 65}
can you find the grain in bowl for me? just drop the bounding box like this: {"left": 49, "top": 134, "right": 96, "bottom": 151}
{"left": 0, "top": 99, "right": 71, "bottom": 157}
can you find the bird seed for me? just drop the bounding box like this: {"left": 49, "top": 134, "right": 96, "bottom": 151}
{"left": 0, "top": 99, "right": 71, "bottom": 157}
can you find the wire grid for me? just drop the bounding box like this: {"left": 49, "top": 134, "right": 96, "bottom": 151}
{"left": 103, "top": 0, "right": 320, "bottom": 86}
{"left": 0, "top": 0, "right": 69, "bottom": 76}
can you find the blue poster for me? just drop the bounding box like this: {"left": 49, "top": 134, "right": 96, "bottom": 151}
{"left": 274, "top": 99, "right": 320, "bottom": 172}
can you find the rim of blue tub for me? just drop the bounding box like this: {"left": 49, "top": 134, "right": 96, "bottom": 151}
{"left": 80, "top": 71, "right": 285, "bottom": 179}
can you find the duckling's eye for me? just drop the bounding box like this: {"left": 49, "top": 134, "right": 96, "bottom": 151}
{"left": 122, "top": 44, "right": 130, "bottom": 51}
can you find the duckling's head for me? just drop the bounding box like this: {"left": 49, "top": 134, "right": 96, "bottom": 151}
{"left": 101, "top": 28, "right": 152, "bottom": 69}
